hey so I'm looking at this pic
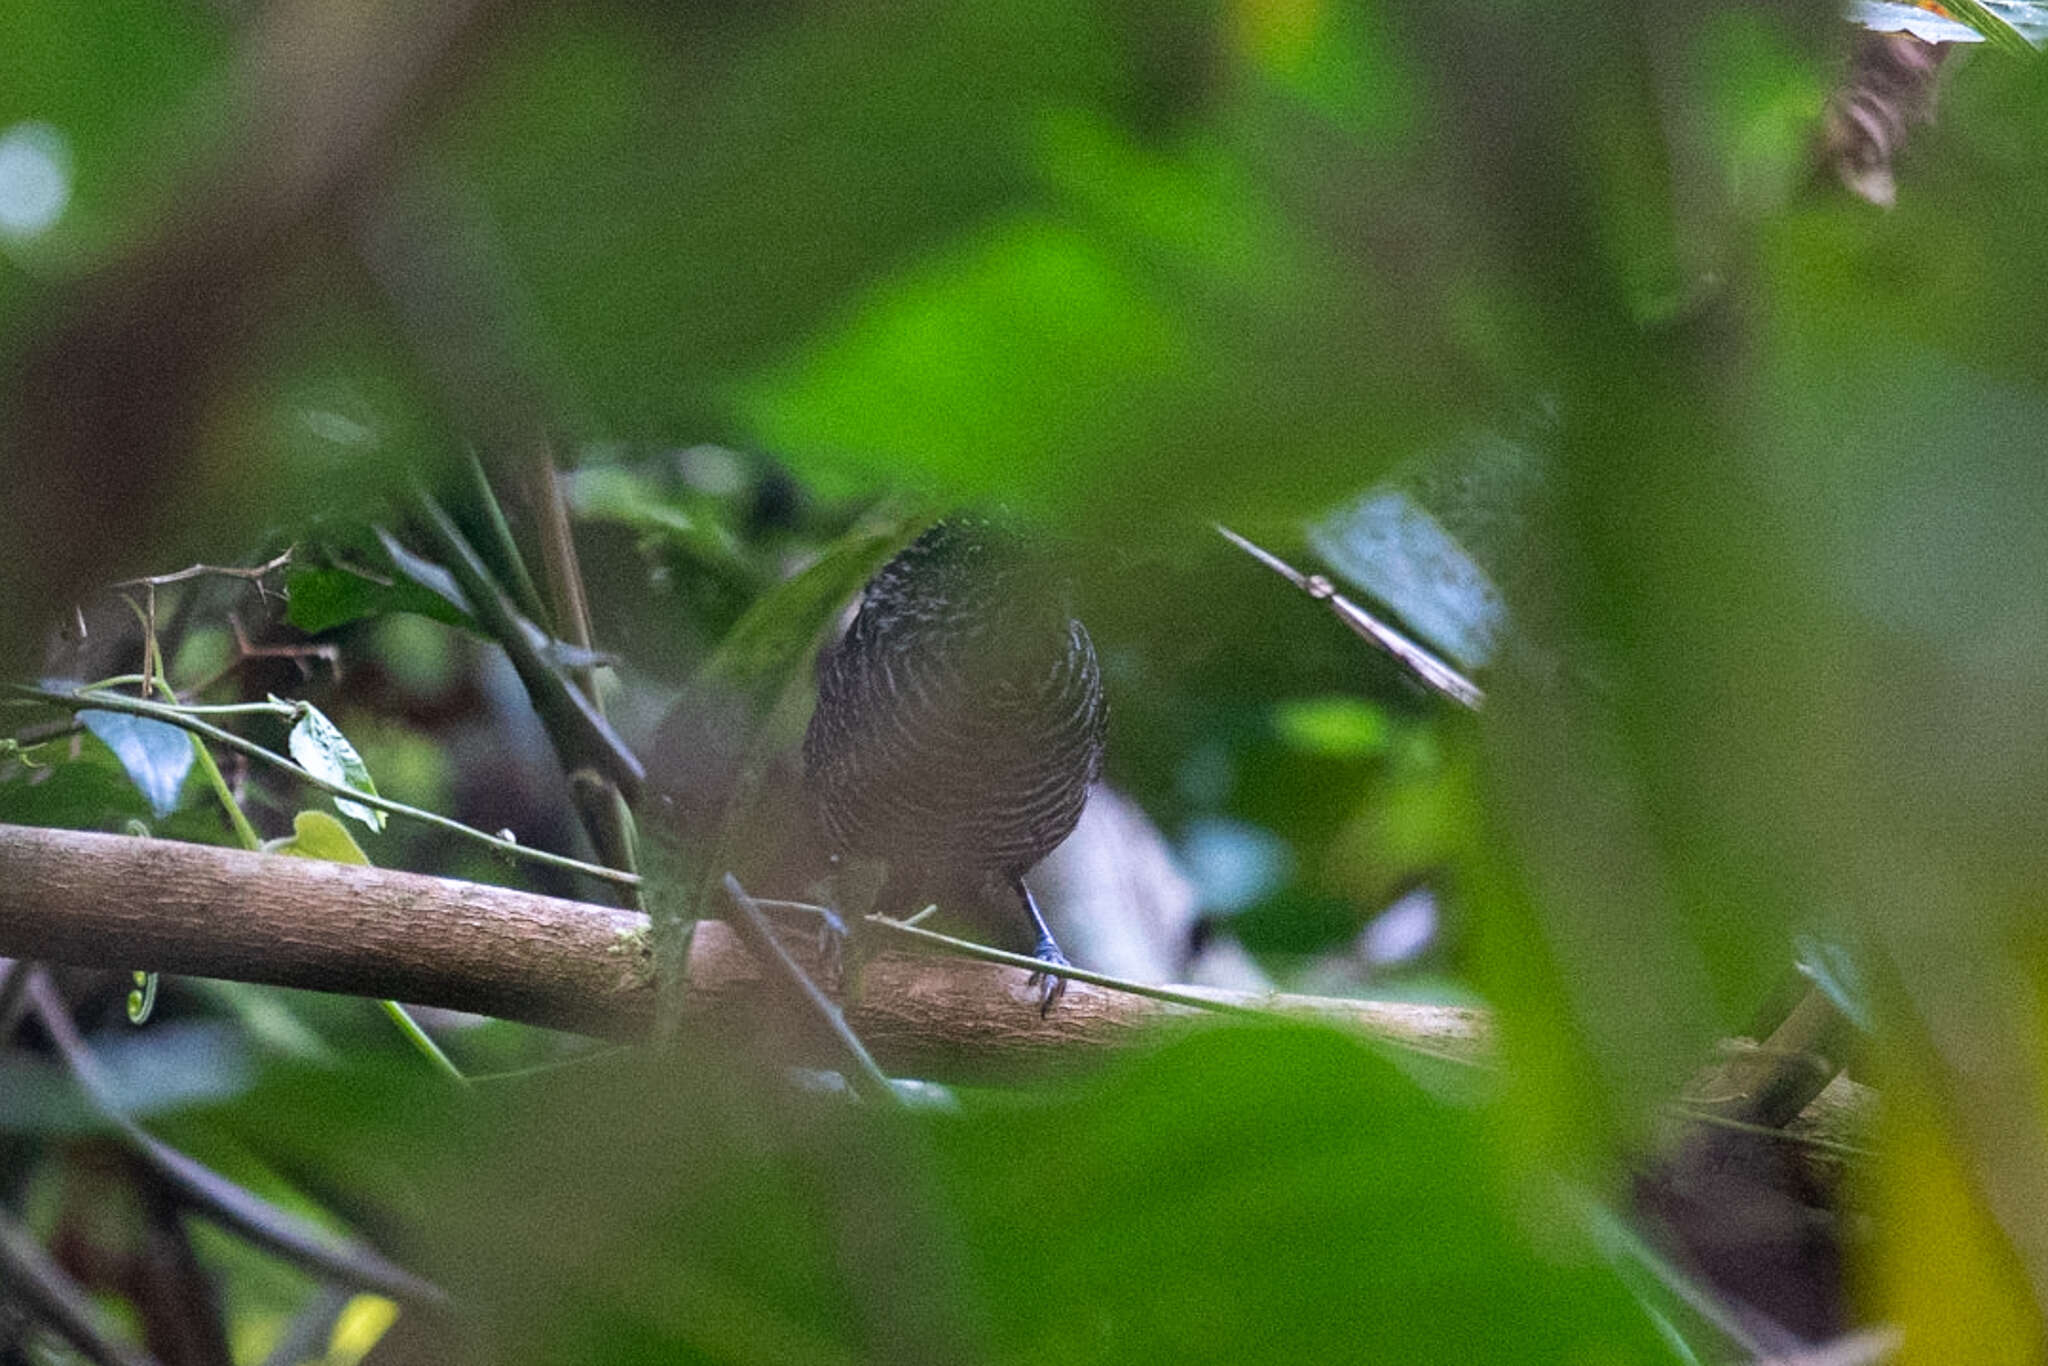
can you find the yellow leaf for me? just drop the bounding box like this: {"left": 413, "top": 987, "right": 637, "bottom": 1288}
{"left": 262, "top": 810, "right": 372, "bottom": 867}
{"left": 1860, "top": 1076, "right": 2045, "bottom": 1366}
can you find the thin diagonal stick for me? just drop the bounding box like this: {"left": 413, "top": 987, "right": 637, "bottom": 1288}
{"left": 26, "top": 971, "right": 446, "bottom": 1308}
{"left": 1215, "top": 525, "right": 1484, "bottom": 710}
{"left": 723, "top": 874, "right": 899, "bottom": 1106}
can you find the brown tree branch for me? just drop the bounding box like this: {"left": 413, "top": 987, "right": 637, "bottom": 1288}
{"left": 0, "top": 823, "right": 1485, "bottom": 1083}
{"left": 0, "top": 821, "right": 1877, "bottom": 1212}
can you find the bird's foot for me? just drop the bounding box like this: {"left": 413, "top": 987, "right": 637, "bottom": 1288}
{"left": 813, "top": 908, "right": 849, "bottom": 988}
{"left": 1025, "top": 934, "right": 1071, "bottom": 1017}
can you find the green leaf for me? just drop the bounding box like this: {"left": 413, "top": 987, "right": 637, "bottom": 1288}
{"left": 263, "top": 809, "right": 372, "bottom": 865}
{"left": 695, "top": 508, "right": 923, "bottom": 698}
{"left": 285, "top": 704, "right": 386, "bottom": 833}
{"left": 0, "top": 738, "right": 154, "bottom": 831}
{"left": 285, "top": 564, "right": 476, "bottom": 635}
{"left": 934, "top": 1024, "right": 1675, "bottom": 1364}
{"left": 565, "top": 463, "right": 748, "bottom": 573}
{"left": 1271, "top": 696, "right": 1390, "bottom": 758}
{"left": 639, "top": 508, "right": 923, "bottom": 1031}
{"left": 740, "top": 217, "right": 1186, "bottom": 510}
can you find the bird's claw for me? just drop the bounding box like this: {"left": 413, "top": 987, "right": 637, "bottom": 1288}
{"left": 1025, "top": 935, "right": 1071, "bottom": 1017}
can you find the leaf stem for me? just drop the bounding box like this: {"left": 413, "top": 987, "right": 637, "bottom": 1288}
{"left": 860, "top": 914, "right": 1272, "bottom": 1018}
{"left": 378, "top": 999, "right": 471, "bottom": 1087}
{"left": 188, "top": 705, "right": 265, "bottom": 853}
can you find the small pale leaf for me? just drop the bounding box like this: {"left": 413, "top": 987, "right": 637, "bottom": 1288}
{"left": 286, "top": 705, "right": 386, "bottom": 832}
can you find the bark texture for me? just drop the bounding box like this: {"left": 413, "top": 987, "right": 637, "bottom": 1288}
{"left": 0, "top": 823, "right": 1488, "bottom": 1082}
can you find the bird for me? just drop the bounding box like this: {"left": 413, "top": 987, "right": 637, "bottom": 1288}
{"left": 802, "top": 516, "right": 1107, "bottom": 1012}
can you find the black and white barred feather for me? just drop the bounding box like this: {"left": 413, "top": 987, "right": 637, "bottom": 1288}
{"left": 804, "top": 517, "right": 1106, "bottom": 920}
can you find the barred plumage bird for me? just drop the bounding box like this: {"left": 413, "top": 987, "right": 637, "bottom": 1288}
{"left": 803, "top": 517, "right": 1107, "bottom": 1012}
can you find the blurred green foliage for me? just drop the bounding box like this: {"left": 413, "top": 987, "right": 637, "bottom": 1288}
{"left": 6, "top": 0, "right": 2048, "bottom": 1358}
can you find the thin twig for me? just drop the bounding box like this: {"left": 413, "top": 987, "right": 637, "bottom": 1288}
{"left": 0, "top": 1206, "right": 162, "bottom": 1366}
{"left": 0, "top": 955, "right": 32, "bottom": 1039}
{"left": 121, "top": 594, "right": 161, "bottom": 702}
{"left": 514, "top": 444, "right": 641, "bottom": 891}
{"left": 101, "top": 551, "right": 298, "bottom": 703}
{"left": 412, "top": 494, "right": 645, "bottom": 800}
{"left": 1215, "top": 525, "right": 1485, "bottom": 710}
{"left": 862, "top": 915, "right": 1270, "bottom": 1019}
{"left": 25, "top": 971, "right": 447, "bottom": 1309}
{"left": 229, "top": 613, "right": 342, "bottom": 682}
{"left": 1665, "top": 1106, "right": 1874, "bottom": 1160}
{"left": 378, "top": 997, "right": 471, "bottom": 1087}
{"left": 861, "top": 913, "right": 1502, "bottom": 1072}
{"left": 58, "top": 684, "right": 301, "bottom": 719}
{"left": 467, "top": 449, "right": 550, "bottom": 627}
{"left": 725, "top": 875, "right": 899, "bottom": 1106}
{"left": 466, "top": 1044, "right": 632, "bottom": 1085}
{"left": 9, "top": 684, "right": 639, "bottom": 890}
{"left": 1569, "top": 1183, "right": 1784, "bottom": 1360}
{"left": 183, "top": 680, "right": 266, "bottom": 853}
{"left": 113, "top": 549, "right": 295, "bottom": 592}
